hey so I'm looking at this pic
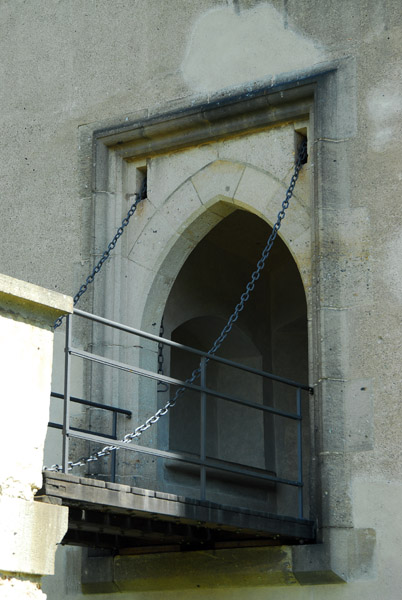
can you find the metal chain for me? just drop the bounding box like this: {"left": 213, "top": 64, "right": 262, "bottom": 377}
{"left": 157, "top": 317, "right": 169, "bottom": 393}
{"left": 53, "top": 177, "right": 147, "bottom": 329}
{"left": 46, "top": 141, "right": 307, "bottom": 472}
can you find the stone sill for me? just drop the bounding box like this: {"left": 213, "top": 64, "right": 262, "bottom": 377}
{"left": 82, "top": 544, "right": 346, "bottom": 593}
{"left": 81, "top": 525, "right": 377, "bottom": 592}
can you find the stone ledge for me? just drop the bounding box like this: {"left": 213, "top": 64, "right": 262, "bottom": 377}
{"left": 0, "top": 273, "right": 73, "bottom": 323}
{"left": 0, "top": 497, "right": 68, "bottom": 576}
{"left": 82, "top": 527, "right": 376, "bottom": 592}
{"left": 83, "top": 546, "right": 297, "bottom": 593}
{"left": 292, "top": 527, "right": 376, "bottom": 584}
{"left": 82, "top": 543, "right": 347, "bottom": 593}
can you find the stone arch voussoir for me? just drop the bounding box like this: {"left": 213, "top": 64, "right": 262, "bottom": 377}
{"left": 137, "top": 160, "right": 311, "bottom": 330}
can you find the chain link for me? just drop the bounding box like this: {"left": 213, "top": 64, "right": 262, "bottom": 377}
{"left": 157, "top": 317, "right": 169, "bottom": 393}
{"left": 46, "top": 141, "right": 307, "bottom": 472}
{"left": 54, "top": 177, "right": 147, "bottom": 329}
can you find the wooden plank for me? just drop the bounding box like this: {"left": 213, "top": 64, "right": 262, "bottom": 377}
{"left": 38, "top": 472, "right": 315, "bottom": 547}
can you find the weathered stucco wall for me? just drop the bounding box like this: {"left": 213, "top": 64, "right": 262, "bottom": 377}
{"left": 1, "top": 0, "right": 402, "bottom": 598}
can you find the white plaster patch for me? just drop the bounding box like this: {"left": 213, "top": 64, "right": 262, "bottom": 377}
{"left": 182, "top": 3, "right": 325, "bottom": 93}
{"left": 367, "top": 75, "right": 402, "bottom": 152}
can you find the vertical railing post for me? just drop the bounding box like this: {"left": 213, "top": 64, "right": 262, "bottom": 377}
{"left": 62, "top": 313, "right": 72, "bottom": 473}
{"left": 200, "top": 357, "right": 207, "bottom": 501}
{"left": 111, "top": 412, "right": 117, "bottom": 483}
{"left": 297, "top": 387, "right": 303, "bottom": 519}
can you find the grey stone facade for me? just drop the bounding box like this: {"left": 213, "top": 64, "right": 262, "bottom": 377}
{"left": 1, "top": 1, "right": 402, "bottom": 598}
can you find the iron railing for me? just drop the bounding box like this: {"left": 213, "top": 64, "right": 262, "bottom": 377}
{"left": 48, "top": 392, "right": 132, "bottom": 482}
{"left": 50, "top": 308, "right": 313, "bottom": 519}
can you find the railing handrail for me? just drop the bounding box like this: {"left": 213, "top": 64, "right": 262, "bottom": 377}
{"left": 48, "top": 422, "right": 120, "bottom": 441}
{"left": 73, "top": 308, "right": 313, "bottom": 393}
{"left": 68, "top": 347, "right": 301, "bottom": 421}
{"left": 50, "top": 391, "right": 132, "bottom": 416}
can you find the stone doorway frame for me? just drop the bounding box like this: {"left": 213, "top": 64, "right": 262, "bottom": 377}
{"left": 77, "top": 58, "right": 375, "bottom": 581}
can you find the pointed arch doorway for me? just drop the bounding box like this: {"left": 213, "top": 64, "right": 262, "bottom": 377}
{"left": 161, "top": 207, "right": 309, "bottom": 516}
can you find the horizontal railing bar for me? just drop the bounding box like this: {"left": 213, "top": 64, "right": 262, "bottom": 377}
{"left": 69, "top": 347, "right": 301, "bottom": 421}
{"left": 48, "top": 422, "right": 118, "bottom": 441}
{"left": 170, "top": 452, "right": 277, "bottom": 478}
{"left": 73, "top": 308, "right": 312, "bottom": 392}
{"left": 50, "top": 391, "right": 132, "bottom": 416}
{"left": 67, "top": 429, "right": 302, "bottom": 488}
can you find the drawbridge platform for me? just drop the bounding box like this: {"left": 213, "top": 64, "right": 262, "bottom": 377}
{"left": 37, "top": 472, "right": 315, "bottom": 553}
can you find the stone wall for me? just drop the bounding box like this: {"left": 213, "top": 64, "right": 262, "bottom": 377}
{"left": 1, "top": 1, "right": 402, "bottom": 599}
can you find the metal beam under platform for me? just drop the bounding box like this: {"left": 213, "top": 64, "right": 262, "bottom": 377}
{"left": 37, "top": 472, "right": 315, "bottom": 553}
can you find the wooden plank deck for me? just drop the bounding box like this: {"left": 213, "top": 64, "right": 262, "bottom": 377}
{"left": 37, "top": 472, "right": 315, "bottom": 552}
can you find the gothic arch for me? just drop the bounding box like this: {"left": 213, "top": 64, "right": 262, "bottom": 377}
{"left": 155, "top": 205, "right": 310, "bottom": 513}
{"left": 132, "top": 159, "right": 311, "bottom": 332}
